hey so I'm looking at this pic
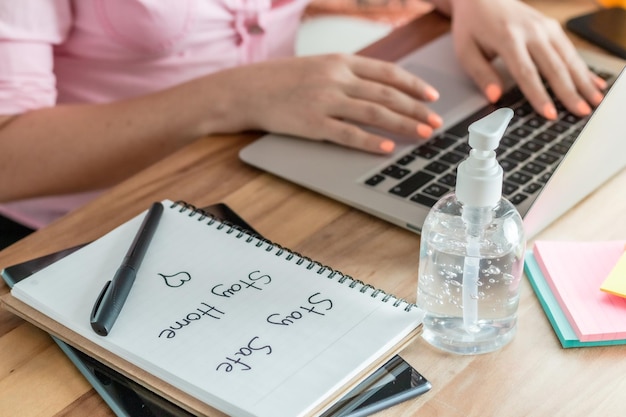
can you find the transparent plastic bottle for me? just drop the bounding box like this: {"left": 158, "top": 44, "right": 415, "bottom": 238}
{"left": 416, "top": 108, "right": 526, "bottom": 355}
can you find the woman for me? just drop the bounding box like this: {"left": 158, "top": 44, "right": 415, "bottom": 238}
{"left": 0, "top": 0, "right": 606, "bottom": 243}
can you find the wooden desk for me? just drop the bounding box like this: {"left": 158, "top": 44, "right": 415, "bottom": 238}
{"left": 1, "top": 2, "right": 625, "bottom": 416}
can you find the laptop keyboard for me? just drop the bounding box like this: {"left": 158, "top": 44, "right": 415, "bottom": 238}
{"left": 364, "top": 69, "right": 615, "bottom": 209}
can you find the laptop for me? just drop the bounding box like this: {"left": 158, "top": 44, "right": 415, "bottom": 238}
{"left": 240, "top": 34, "right": 626, "bottom": 238}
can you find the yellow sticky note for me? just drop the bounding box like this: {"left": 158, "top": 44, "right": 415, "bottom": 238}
{"left": 600, "top": 246, "right": 626, "bottom": 298}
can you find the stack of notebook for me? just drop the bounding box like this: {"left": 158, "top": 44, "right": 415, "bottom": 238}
{"left": 2, "top": 200, "right": 426, "bottom": 417}
{"left": 524, "top": 240, "right": 626, "bottom": 348}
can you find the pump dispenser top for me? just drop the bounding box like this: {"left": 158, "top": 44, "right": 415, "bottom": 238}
{"left": 456, "top": 108, "right": 514, "bottom": 209}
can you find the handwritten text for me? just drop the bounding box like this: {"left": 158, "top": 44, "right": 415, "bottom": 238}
{"left": 266, "top": 292, "right": 333, "bottom": 326}
{"left": 158, "top": 302, "right": 225, "bottom": 339}
{"left": 216, "top": 336, "right": 272, "bottom": 372}
{"left": 211, "top": 270, "right": 272, "bottom": 298}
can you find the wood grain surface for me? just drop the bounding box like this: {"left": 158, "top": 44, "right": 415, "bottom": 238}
{"left": 1, "top": 2, "right": 625, "bottom": 416}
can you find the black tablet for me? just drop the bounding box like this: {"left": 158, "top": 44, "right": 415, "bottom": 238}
{"left": 566, "top": 7, "right": 626, "bottom": 59}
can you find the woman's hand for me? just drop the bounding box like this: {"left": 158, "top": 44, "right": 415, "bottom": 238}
{"left": 444, "top": 0, "right": 606, "bottom": 119}
{"left": 206, "top": 54, "right": 443, "bottom": 154}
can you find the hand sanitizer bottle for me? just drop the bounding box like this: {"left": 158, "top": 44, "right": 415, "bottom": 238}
{"left": 416, "top": 108, "right": 526, "bottom": 355}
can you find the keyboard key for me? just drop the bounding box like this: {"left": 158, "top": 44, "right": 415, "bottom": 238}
{"left": 547, "top": 123, "right": 569, "bottom": 134}
{"left": 500, "top": 135, "right": 518, "bottom": 149}
{"left": 508, "top": 150, "right": 532, "bottom": 162}
{"left": 513, "top": 102, "right": 533, "bottom": 117}
{"left": 396, "top": 154, "right": 415, "bottom": 166}
{"left": 424, "top": 161, "right": 449, "bottom": 174}
{"left": 509, "top": 126, "right": 534, "bottom": 139}
{"left": 410, "top": 193, "right": 438, "bottom": 207}
{"left": 382, "top": 165, "right": 411, "bottom": 179}
{"left": 440, "top": 152, "right": 464, "bottom": 164}
{"left": 365, "top": 174, "right": 385, "bottom": 186}
{"left": 497, "top": 86, "right": 525, "bottom": 107}
{"left": 511, "top": 114, "right": 523, "bottom": 125}
{"left": 510, "top": 193, "right": 528, "bottom": 205}
{"left": 535, "top": 131, "right": 558, "bottom": 143}
{"left": 412, "top": 145, "right": 440, "bottom": 159}
{"left": 508, "top": 171, "right": 533, "bottom": 185}
{"left": 422, "top": 183, "right": 450, "bottom": 198}
{"left": 520, "top": 141, "right": 544, "bottom": 153}
{"left": 561, "top": 112, "right": 582, "bottom": 125}
{"left": 389, "top": 171, "right": 434, "bottom": 197}
{"left": 526, "top": 116, "right": 546, "bottom": 129}
{"left": 539, "top": 172, "right": 552, "bottom": 183}
{"left": 430, "top": 135, "right": 457, "bottom": 149}
{"left": 549, "top": 143, "right": 570, "bottom": 155}
{"left": 554, "top": 100, "right": 566, "bottom": 112}
{"left": 454, "top": 143, "right": 471, "bottom": 154}
{"left": 503, "top": 181, "right": 519, "bottom": 196}
{"left": 563, "top": 134, "right": 578, "bottom": 146}
{"left": 523, "top": 182, "right": 543, "bottom": 194}
{"left": 499, "top": 159, "right": 518, "bottom": 172}
{"left": 439, "top": 173, "right": 457, "bottom": 186}
{"left": 536, "top": 153, "right": 559, "bottom": 165}
{"left": 521, "top": 162, "right": 546, "bottom": 175}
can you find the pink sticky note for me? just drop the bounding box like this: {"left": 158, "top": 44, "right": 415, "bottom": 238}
{"left": 534, "top": 240, "right": 626, "bottom": 342}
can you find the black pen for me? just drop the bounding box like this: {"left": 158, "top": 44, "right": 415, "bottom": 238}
{"left": 90, "top": 202, "right": 164, "bottom": 336}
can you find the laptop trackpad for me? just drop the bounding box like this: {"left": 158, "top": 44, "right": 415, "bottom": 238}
{"left": 406, "top": 65, "right": 485, "bottom": 121}
{"left": 395, "top": 33, "right": 510, "bottom": 129}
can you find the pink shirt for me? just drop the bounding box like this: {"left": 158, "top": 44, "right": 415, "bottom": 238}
{"left": 0, "top": 0, "right": 309, "bottom": 229}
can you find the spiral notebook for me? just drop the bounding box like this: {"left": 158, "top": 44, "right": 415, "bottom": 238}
{"left": 2, "top": 200, "right": 424, "bottom": 417}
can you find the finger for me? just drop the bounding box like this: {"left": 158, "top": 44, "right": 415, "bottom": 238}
{"left": 528, "top": 45, "right": 588, "bottom": 116}
{"left": 344, "top": 78, "right": 443, "bottom": 129}
{"left": 320, "top": 118, "right": 399, "bottom": 154}
{"left": 453, "top": 36, "right": 505, "bottom": 103}
{"left": 529, "top": 25, "right": 605, "bottom": 115}
{"left": 348, "top": 55, "right": 441, "bottom": 102}
{"left": 496, "top": 36, "right": 557, "bottom": 120}
{"left": 332, "top": 96, "right": 435, "bottom": 140}
{"left": 548, "top": 31, "right": 606, "bottom": 108}
{"left": 591, "top": 71, "right": 608, "bottom": 91}
{"left": 565, "top": 68, "right": 604, "bottom": 110}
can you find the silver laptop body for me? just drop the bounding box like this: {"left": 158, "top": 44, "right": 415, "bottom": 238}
{"left": 240, "top": 34, "right": 625, "bottom": 238}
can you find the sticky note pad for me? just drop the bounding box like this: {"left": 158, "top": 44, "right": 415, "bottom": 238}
{"left": 601, "top": 247, "right": 626, "bottom": 298}
{"left": 533, "top": 240, "right": 626, "bottom": 342}
{"left": 524, "top": 251, "right": 626, "bottom": 348}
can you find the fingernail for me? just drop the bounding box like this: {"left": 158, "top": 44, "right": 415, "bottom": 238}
{"left": 591, "top": 92, "right": 604, "bottom": 107}
{"left": 485, "top": 84, "right": 502, "bottom": 103}
{"left": 577, "top": 100, "right": 592, "bottom": 115}
{"left": 379, "top": 140, "right": 395, "bottom": 153}
{"left": 416, "top": 123, "right": 433, "bottom": 138}
{"left": 424, "top": 86, "right": 440, "bottom": 101}
{"left": 593, "top": 75, "right": 608, "bottom": 90}
{"left": 543, "top": 103, "right": 558, "bottom": 120}
{"left": 427, "top": 113, "right": 443, "bottom": 129}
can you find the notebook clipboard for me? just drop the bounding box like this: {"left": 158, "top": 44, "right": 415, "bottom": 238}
{"left": 1, "top": 202, "right": 430, "bottom": 417}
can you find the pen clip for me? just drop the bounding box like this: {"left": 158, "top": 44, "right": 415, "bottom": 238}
{"left": 90, "top": 280, "right": 112, "bottom": 335}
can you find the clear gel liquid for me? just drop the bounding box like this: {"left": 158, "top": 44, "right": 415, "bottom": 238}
{"left": 417, "top": 197, "right": 525, "bottom": 355}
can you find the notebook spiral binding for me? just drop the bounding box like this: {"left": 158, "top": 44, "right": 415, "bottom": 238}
{"left": 171, "top": 201, "right": 416, "bottom": 312}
